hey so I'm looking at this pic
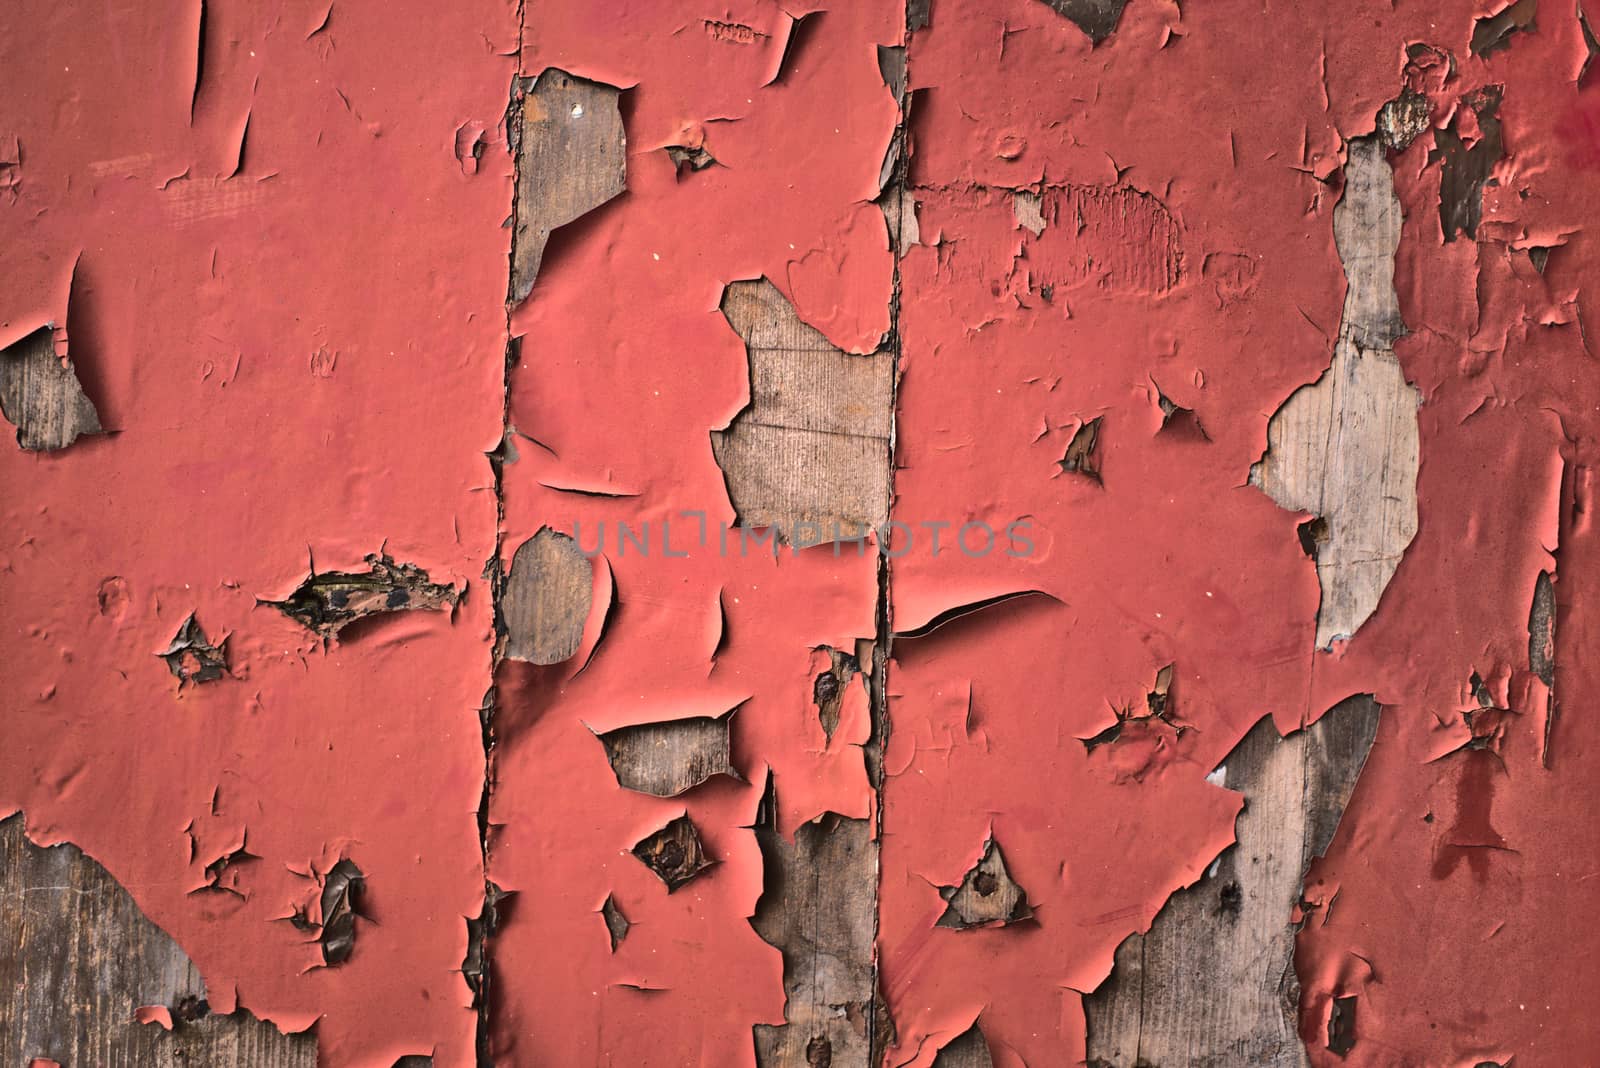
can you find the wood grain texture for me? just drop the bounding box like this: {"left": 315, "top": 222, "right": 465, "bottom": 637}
{"left": 936, "top": 838, "right": 1032, "bottom": 929}
{"left": 1253, "top": 137, "right": 1419, "bottom": 649}
{"left": 1087, "top": 136, "right": 1411, "bottom": 1068}
{"left": 1024, "top": 184, "right": 1183, "bottom": 294}
{"left": 931, "top": 1023, "right": 995, "bottom": 1068}
{"left": 877, "top": 184, "right": 921, "bottom": 255}
{"left": 0, "top": 325, "right": 101, "bottom": 452}
{"left": 752, "top": 808, "right": 887, "bottom": 1068}
{"left": 712, "top": 271, "right": 895, "bottom": 1066}
{"left": 1083, "top": 697, "right": 1381, "bottom": 1068}
{"left": 509, "top": 69, "right": 625, "bottom": 304}
{"left": 501, "top": 528, "right": 592, "bottom": 664}
{"left": 594, "top": 712, "right": 737, "bottom": 797}
{"left": 0, "top": 814, "right": 313, "bottom": 1068}
{"left": 712, "top": 278, "right": 894, "bottom": 542}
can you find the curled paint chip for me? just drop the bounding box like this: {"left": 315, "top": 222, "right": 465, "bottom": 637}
{"left": 664, "top": 144, "right": 715, "bottom": 175}
{"left": 193, "top": 840, "right": 257, "bottom": 897}
{"left": 1081, "top": 663, "right": 1180, "bottom": 751}
{"left": 1470, "top": 0, "right": 1537, "bottom": 57}
{"left": 1058, "top": 416, "right": 1102, "bottom": 481}
{"left": 895, "top": 590, "right": 1060, "bottom": 641}
{"left": 1154, "top": 381, "right": 1208, "bottom": 441}
{"left": 462, "top": 882, "right": 504, "bottom": 1005}
{"left": 134, "top": 1005, "right": 174, "bottom": 1030}
{"left": 1582, "top": 7, "right": 1600, "bottom": 84}
{"left": 630, "top": 815, "right": 713, "bottom": 892}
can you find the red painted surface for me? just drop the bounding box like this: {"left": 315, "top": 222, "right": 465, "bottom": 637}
{"left": 491, "top": 3, "right": 892, "bottom": 1062}
{"left": 0, "top": 1, "right": 509, "bottom": 1061}
{"left": 3, "top": 1, "right": 1598, "bottom": 1066}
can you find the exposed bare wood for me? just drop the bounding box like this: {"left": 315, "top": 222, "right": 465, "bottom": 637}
{"left": 263, "top": 553, "right": 459, "bottom": 639}
{"left": 593, "top": 711, "right": 737, "bottom": 797}
{"left": 877, "top": 185, "right": 921, "bottom": 255}
{"left": 712, "top": 278, "right": 894, "bottom": 542}
{"left": 0, "top": 814, "right": 314, "bottom": 1067}
{"left": 1083, "top": 697, "right": 1382, "bottom": 1067}
{"left": 0, "top": 325, "right": 101, "bottom": 452}
{"left": 813, "top": 645, "right": 864, "bottom": 744}
{"left": 1013, "top": 191, "right": 1045, "bottom": 236}
{"left": 509, "top": 68, "right": 626, "bottom": 303}
{"left": 630, "top": 814, "right": 714, "bottom": 892}
{"left": 937, "top": 838, "right": 1032, "bottom": 929}
{"left": 1252, "top": 136, "right": 1420, "bottom": 649}
{"left": 932, "top": 1023, "right": 995, "bottom": 1068}
{"left": 1035, "top": 0, "right": 1133, "bottom": 44}
{"left": 501, "top": 528, "right": 592, "bottom": 664}
{"left": 599, "top": 893, "right": 629, "bottom": 952}
{"left": 752, "top": 802, "right": 888, "bottom": 1067}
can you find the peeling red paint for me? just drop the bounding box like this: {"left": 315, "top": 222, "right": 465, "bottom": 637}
{"left": 3, "top": 0, "right": 1599, "bottom": 1066}
{"left": 134, "top": 1005, "right": 175, "bottom": 1031}
{"left": 0, "top": 0, "right": 509, "bottom": 1060}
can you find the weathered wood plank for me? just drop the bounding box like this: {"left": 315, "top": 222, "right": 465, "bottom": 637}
{"left": 0, "top": 325, "right": 101, "bottom": 452}
{"left": 752, "top": 802, "right": 888, "bottom": 1067}
{"left": 718, "top": 273, "right": 895, "bottom": 1067}
{"left": 712, "top": 278, "right": 895, "bottom": 543}
{"left": 1252, "top": 137, "right": 1419, "bottom": 650}
{"left": 1083, "top": 697, "right": 1381, "bottom": 1068}
{"left": 1086, "top": 130, "right": 1416, "bottom": 1068}
{"left": 501, "top": 528, "right": 592, "bottom": 665}
{"left": 0, "top": 814, "right": 314, "bottom": 1068}
{"left": 931, "top": 1023, "right": 995, "bottom": 1068}
{"left": 509, "top": 69, "right": 626, "bottom": 303}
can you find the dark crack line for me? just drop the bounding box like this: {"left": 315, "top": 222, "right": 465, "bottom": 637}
{"left": 867, "top": 7, "right": 912, "bottom": 1066}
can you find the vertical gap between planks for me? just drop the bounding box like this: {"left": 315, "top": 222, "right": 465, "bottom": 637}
{"left": 478, "top": 11, "right": 530, "bottom": 1062}
{"left": 868, "top": 4, "right": 913, "bottom": 1063}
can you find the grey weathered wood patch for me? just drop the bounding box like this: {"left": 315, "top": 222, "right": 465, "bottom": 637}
{"left": 752, "top": 804, "right": 887, "bottom": 1068}
{"left": 1083, "top": 697, "right": 1382, "bottom": 1067}
{"left": 0, "top": 814, "right": 314, "bottom": 1068}
{"left": 1252, "top": 137, "right": 1420, "bottom": 649}
{"left": 712, "top": 279, "right": 894, "bottom": 543}
{"left": 509, "top": 69, "right": 626, "bottom": 303}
